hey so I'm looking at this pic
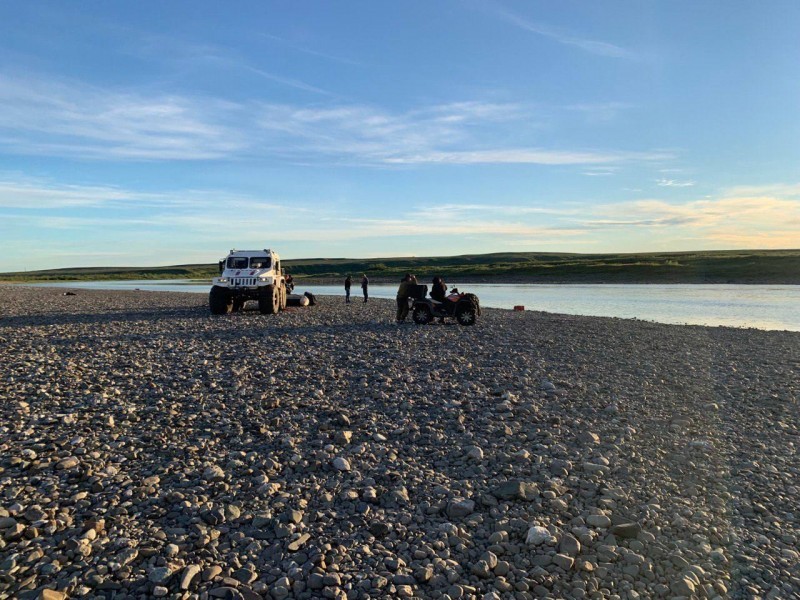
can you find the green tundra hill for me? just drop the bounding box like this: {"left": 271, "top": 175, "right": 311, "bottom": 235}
{"left": 1, "top": 249, "right": 798, "bottom": 284}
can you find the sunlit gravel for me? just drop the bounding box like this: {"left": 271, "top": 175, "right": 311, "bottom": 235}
{"left": 1, "top": 286, "right": 798, "bottom": 599}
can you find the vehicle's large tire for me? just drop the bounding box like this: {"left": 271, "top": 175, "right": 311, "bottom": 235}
{"left": 455, "top": 304, "right": 477, "bottom": 326}
{"left": 259, "top": 284, "right": 279, "bottom": 314}
{"left": 279, "top": 285, "right": 287, "bottom": 311}
{"left": 210, "top": 286, "right": 233, "bottom": 315}
{"left": 412, "top": 304, "right": 433, "bottom": 324}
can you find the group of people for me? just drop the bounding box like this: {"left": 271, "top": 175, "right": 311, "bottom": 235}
{"left": 343, "top": 273, "right": 452, "bottom": 322}
{"left": 396, "top": 273, "right": 450, "bottom": 323}
{"left": 344, "top": 274, "right": 369, "bottom": 304}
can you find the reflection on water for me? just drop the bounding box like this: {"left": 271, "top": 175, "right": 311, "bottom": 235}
{"left": 20, "top": 280, "right": 800, "bottom": 331}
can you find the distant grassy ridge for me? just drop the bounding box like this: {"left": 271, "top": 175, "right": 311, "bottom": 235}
{"left": 2, "top": 250, "right": 798, "bottom": 284}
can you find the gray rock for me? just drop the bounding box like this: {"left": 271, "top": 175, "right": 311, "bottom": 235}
{"left": 181, "top": 564, "right": 202, "bottom": 590}
{"left": 526, "top": 526, "right": 553, "bottom": 545}
{"left": 560, "top": 533, "right": 581, "bottom": 557}
{"left": 203, "top": 465, "right": 225, "bottom": 481}
{"left": 552, "top": 553, "right": 575, "bottom": 570}
{"left": 56, "top": 456, "right": 80, "bottom": 470}
{"left": 586, "top": 514, "right": 612, "bottom": 528}
{"left": 491, "top": 480, "right": 539, "bottom": 501}
{"left": 446, "top": 498, "right": 475, "bottom": 518}
{"left": 610, "top": 522, "right": 642, "bottom": 539}
{"left": 149, "top": 566, "right": 173, "bottom": 584}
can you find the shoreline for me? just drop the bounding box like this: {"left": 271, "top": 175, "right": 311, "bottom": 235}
{"left": 4, "top": 275, "right": 800, "bottom": 285}
{"left": 0, "top": 287, "right": 798, "bottom": 599}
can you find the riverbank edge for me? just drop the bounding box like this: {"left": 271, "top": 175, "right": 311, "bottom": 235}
{"left": 3, "top": 275, "right": 800, "bottom": 285}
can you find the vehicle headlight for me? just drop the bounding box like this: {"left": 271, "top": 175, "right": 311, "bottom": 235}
{"left": 217, "top": 277, "right": 228, "bottom": 283}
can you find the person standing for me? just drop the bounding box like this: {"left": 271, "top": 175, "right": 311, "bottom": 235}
{"left": 396, "top": 273, "right": 412, "bottom": 322}
{"left": 344, "top": 275, "right": 352, "bottom": 303}
{"left": 361, "top": 274, "right": 369, "bottom": 303}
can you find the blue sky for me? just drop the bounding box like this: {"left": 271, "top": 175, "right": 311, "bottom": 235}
{"left": 1, "top": 1, "right": 798, "bottom": 270}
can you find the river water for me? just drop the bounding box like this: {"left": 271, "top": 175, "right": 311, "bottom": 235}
{"left": 22, "top": 280, "right": 800, "bottom": 332}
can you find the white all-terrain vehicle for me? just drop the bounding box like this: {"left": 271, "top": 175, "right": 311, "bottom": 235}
{"left": 210, "top": 249, "right": 288, "bottom": 315}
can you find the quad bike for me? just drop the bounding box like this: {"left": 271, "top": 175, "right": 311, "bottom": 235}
{"left": 409, "top": 284, "right": 480, "bottom": 326}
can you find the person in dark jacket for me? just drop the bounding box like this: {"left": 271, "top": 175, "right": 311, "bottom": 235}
{"left": 396, "top": 273, "right": 413, "bottom": 322}
{"left": 431, "top": 276, "right": 448, "bottom": 303}
{"left": 361, "top": 274, "right": 369, "bottom": 303}
{"left": 431, "top": 276, "right": 449, "bottom": 322}
{"left": 344, "top": 275, "right": 352, "bottom": 303}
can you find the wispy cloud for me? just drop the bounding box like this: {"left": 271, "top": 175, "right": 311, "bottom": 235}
{"left": 0, "top": 71, "right": 668, "bottom": 167}
{"left": 0, "top": 177, "right": 141, "bottom": 209}
{"left": 4, "top": 173, "right": 798, "bottom": 270}
{"left": 586, "top": 194, "right": 800, "bottom": 248}
{"left": 260, "top": 33, "right": 362, "bottom": 67}
{"left": 121, "top": 32, "right": 336, "bottom": 97}
{"left": 657, "top": 178, "right": 695, "bottom": 188}
{"left": 567, "top": 102, "right": 634, "bottom": 123}
{"left": 255, "top": 101, "right": 670, "bottom": 166}
{"left": 213, "top": 61, "right": 334, "bottom": 97}
{"left": 254, "top": 101, "right": 523, "bottom": 163}
{"left": 721, "top": 183, "right": 800, "bottom": 198}
{"left": 583, "top": 167, "right": 618, "bottom": 177}
{"left": 412, "top": 204, "right": 577, "bottom": 219}
{"left": 383, "top": 149, "right": 669, "bottom": 166}
{"left": 493, "top": 6, "right": 634, "bottom": 59}
{"left": 0, "top": 73, "right": 245, "bottom": 160}
{"left": 0, "top": 176, "right": 295, "bottom": 212}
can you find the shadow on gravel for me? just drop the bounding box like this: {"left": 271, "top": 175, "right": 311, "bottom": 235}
{"left": 0, "top": 307, "right": 418, "bottom": 335}
{"left": 0, "top": 306, "right": 207, "bottom": 328}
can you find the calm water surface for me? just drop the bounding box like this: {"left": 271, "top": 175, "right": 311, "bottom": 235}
{"left": 24, "top": 280, "right": 800, "bottom": 332}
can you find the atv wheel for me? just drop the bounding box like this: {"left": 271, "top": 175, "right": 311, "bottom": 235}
{"left": 412, "top": 304, "right": 433, "bottom": 325}
{"left": 259, "top": 285, "right": 280, "bottom": 314}
{"left": 209, "top": 286, "right": 233, "bottom": 315}
{"left": 455, "top": 304, "right": 477, "bottom": 326}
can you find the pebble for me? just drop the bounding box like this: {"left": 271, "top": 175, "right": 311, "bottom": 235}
{"left": 332, "top": 457, "right": 351, "bottom": 471}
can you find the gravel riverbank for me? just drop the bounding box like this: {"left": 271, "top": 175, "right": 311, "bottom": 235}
{"left": 1, "top": 286, "right": 798, "bottom": 600}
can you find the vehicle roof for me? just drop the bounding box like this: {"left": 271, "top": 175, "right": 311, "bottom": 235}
{"left": 226, "top": 249, "right": 278, "bottom": 256}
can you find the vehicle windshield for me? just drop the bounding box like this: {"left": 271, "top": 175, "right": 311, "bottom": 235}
{"left": 226, "top": 257, "right": 249, "bottom": 269}
{"left": 249, "top": 257, "right": 270, "bottom": 269}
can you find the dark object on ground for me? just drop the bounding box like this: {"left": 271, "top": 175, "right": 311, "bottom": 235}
{"left": 411, "top": 287, "right": 481, "bottom": 326}
{"left": 304, "top": 292, "right": 317, "bottom": 306}
{"left": 63, "top": 291, "right": 77, "bottom": 296}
